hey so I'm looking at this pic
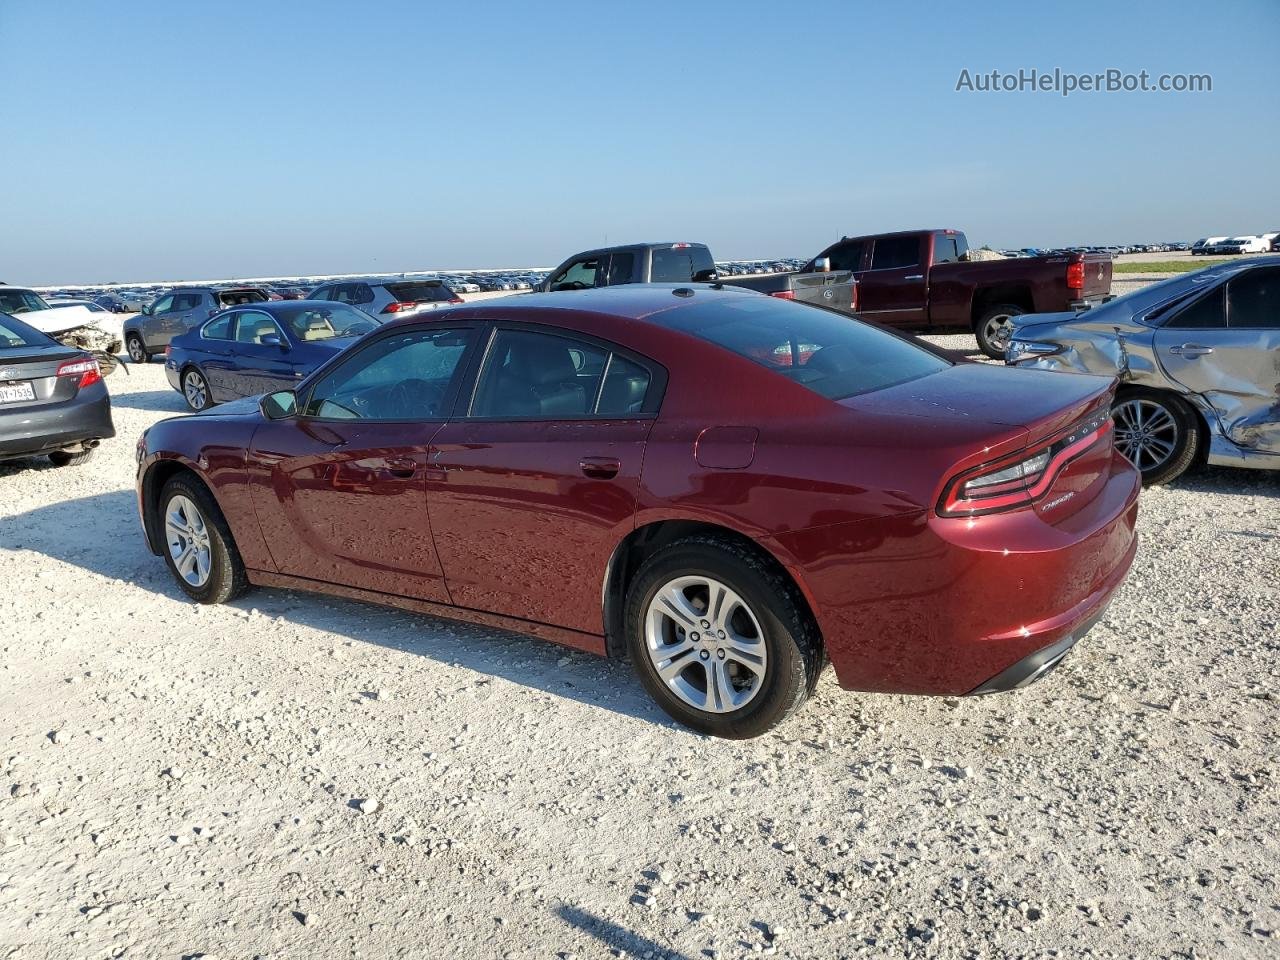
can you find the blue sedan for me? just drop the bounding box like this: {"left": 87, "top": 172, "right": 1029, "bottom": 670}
{"left": 165, "top": 301, "right": 381, "bottom": 411}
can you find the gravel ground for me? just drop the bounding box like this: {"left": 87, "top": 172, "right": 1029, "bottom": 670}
{"left": 1, "top": 327, "right": 1277, "bottom": 960}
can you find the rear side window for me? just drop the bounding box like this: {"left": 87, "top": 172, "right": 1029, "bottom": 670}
{"left": 664, "top": 297, "right": 949, "bottom": 400}
{"left": 933, "top": 234, "right": 960, "bottom": 263}
{"left": 203, "top": 315, "right": 233, "bottom": 339}
{"left": 1227, "top": 267, "right": 1280, "bottom": 329}
{"left": 651, "top": 245, "right": 715, "bottom": 282}
{"left": 218, "top": 289, "right": 269, "bottom": 306}
{"left": 870, "top": 237, "right": 920, "bottom": 270}
{"left": 172, "top": 293, "right": 202, "bottom": 311}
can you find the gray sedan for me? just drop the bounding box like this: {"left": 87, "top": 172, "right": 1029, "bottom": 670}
{"left": 1006, "top": 257, "right": 1279, "bottom": 484}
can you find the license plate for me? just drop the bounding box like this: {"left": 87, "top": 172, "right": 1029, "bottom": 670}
{"left": 0, "top": 382, "right": 36, "bottom": 404}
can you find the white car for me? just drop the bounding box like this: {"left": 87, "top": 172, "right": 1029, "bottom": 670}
{"left": 1221, "top": 236, "right": 1270, "bottom": 255}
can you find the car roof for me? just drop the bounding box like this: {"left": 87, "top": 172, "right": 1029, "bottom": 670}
{"left": 217, "top": 299, "right": 338, "bottom": 316}
{"left": 383, "top": 283, "right": 762, "bottom": 330}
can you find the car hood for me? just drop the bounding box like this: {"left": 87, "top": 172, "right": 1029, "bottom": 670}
{"left": 20, "top": 305, "right": 104, "bottom": 336}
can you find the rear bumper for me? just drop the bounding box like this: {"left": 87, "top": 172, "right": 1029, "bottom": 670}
{"left": 165, "top": 361, "right": 181, "bottom": 392}
{"left": 1070, "top": 294, "right": 1114, "bottom": 312}
{"left": 0, "top": 383, "right": 115, "bottom": 460}
{"left": 967, "top": 594, "right": 1112, "bottom": 695}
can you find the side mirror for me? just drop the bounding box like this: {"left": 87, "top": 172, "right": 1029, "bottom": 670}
{"left": 141, "top": 304, "right": 152, "bottom": 316}
{"left": 813, "top": 257, "right": 831, "bottom": 273}
{"left": 261, "top": 390, "right": 297, "bottom": 420}
{"left": 260, "top": 334, "right": 285, "bottom": 348}
{"left": 692, "top": 269, "right": 718, "bottom": 283}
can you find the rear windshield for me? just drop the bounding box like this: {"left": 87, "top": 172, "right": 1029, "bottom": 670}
{"left": 0, "top": 314, "right": 50, "bottom": 348}
{"left": 217, "top": 289, "right": 269, "bottom": 306}
{"left": 664, "top": 296, "right": 949, "bottom": 400}
{"left": 279, "top": 304, "right": 381, "bottom": 342}
{"left": 0, "top": 289, "right": 50, "bottom": 314}
{"left": 385, "top": 281, "right": 454, "bottom": 303}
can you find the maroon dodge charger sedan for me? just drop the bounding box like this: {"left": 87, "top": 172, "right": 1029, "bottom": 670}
{"left": 136, "top": 285, "right": 1140, "bottom": 738}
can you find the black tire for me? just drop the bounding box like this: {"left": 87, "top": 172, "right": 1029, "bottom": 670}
{"left": 126, "top": 334, "right": 148, "bottom": 363}
{"left": 1111, "top": 388, "right": 1201, "bottom": 486}
{"left": 624, "top": 536, "right": 823, "bottom": 739}
{"left": 158, "top": 474, "right": 251, "bottom": 604}
{"left": 181, "top": 366, "right": 212, "bottom": 411}
{"left": 974, "top": 303, "right": 1026, "bottom": 360}
{"left": 48, "top": 448, "right": 95, "bottom": 467}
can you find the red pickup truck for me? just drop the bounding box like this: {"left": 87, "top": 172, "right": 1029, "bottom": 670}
{"left": 803, "top": 229, "right": 1114, "bottom": 358}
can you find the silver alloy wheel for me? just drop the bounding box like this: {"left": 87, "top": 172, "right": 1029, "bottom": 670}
{"left": 164, "top": 494, "right": 212, "bottom": 587}
{"left": 644, "top": 575, "right": 768, "bottom": 714}
{"left": 127, "top": 336, "right": 146, "bottom": 362}
{"left": 982, "top": 314, "right": 1015, "bottom": 354}
{"left": 184, "top": 370, "right": 208, "bottom": 410}
{"left": 1113, "top": 398, "right": 1179, "bottom": 471}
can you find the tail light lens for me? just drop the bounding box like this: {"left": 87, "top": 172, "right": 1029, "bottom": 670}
{"left": 164, "top": 345, "right": 172, "bottom": 358}
{"left": 938, "top": 410, "right": 1112, "bottom": 516}
{"left": 850, "top": 279, "right": 859, "bottom": 313}
{"left": 382, "top": 302, "right": 416, "bottom": 314}
{"left": 449, "top": 295, "right": 464, "bottom": 304}
{"left": 56, "top": 357, "right": 101, "bottom": 390}
{"left": 770, "top": 290, "right": 796, "bottom": 300}
{"left": 1066, "top": 261, "right": 1084, "bottom": 290}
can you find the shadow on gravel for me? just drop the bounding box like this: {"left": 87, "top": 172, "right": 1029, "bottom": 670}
{"left": 557, "top": 904, "right": 696, "bottom": 960}
{"left": 1169, "top": 465, "right": 1280, "bottom": 499}
{"left": 108, "top": 388, "right": 189, "bottom": 413}
{"left": 5, "top": 490, "right": 683, "bottom": 731}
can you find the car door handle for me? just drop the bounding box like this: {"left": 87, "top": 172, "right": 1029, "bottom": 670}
{"left": 1170, "top": 343, "right": 1214, "bottom": 357}
{"left": 382, "top": 456, "right": 418, "bottom": 479}
{"left": 903, "top": 274, "right": 924, "bottom": 280}
{"left": 579, "top": 456, "right": 620, "bottom": 479}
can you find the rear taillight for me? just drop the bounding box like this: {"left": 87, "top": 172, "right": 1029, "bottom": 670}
{"left": 938, "top": 411, "right": 1112, "bottom": 516}
{"left": 1066, "top": 261, "right": 1084, "bottom": 290}
{"left": 770, "top": 290, "right": 796, "bottom": 300}
{"left": 382, "top": 302, "right": 416, "bottom": 314}
{"left": 850, "top": 279, "right": 859, "bottom": 313}
{"left": 56, "top": 357, "right": 101, "bottom": 390}
{"left": 164, "top": 345, "right": 172, "bottom": 358}
{"left": 449, "top": 295, "right": 464, "bottom": 304}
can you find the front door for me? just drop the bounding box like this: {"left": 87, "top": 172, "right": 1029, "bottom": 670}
{"left": 426, "top": 326, "right": 658, "bottom": 632}
{"left": 248, "top": 325, "right": 479, "bottom": 601}
{"left": 856, "top": 235, "right": 928, "bottom": 327}
{"left": 228, "top": 310, "right": 299, "bottom": 397}
{"left": 1154, "top": 265, "right": 1280, "bottom": 454}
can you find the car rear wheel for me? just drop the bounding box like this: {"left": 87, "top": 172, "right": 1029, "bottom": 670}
{"left": 159, "top": 475, "right": 250, "bottom": 604}
{"left": 625, "top": 537, "right": 822, "bottom": 739}
{"left": 975, "top": 304, "right": 1026, "bottom": 359}
{"left": 182, "top": 368, "right": 212, "bottom": 411}
{"left": 126, "top": 334, "right": 148, "bottom": 363}
{"left": 1111, "top": 388, "right": 1200, "bottom": 485}
{"left": 48, "top": 448, "right": 95, "bottom": 467}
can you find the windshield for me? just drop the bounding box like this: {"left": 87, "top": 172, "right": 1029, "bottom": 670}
{"left": 280, "top": 304, "right": 381, "bottom": 342}
{"left": 0, "top": 289, "right": 51, "bottom": 315}
{"left": 663, "top": 296, "right": 950, "bottom": 400}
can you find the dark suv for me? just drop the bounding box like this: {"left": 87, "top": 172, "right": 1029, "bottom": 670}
{"left": 124, "top": 286, "right": 270, "bottom": 361}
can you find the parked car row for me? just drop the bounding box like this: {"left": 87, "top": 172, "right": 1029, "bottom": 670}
{"left": 1191, "top": 234, "right": 1279, "bottom": 255}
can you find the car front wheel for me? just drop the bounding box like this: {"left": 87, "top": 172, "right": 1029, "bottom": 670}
{"left": 1111, "top": 388, "right": 1201, "bottom": 485}
{"left": 159, "top": 475, "right": 250, "bottom": 604}
{"left": 625, "top": 537, "right": 823, "bottom": 739}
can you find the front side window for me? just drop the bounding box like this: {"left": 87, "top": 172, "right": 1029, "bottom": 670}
{"left": 870, "top": 236, "right": 921, "bottom": 270}
{"left": 150, "top": 294, "right": 175, "bottom": 314}
{"left": 550, "top": 258, "right": 601, "bottom": 291}
{"left": 303, "top": 328, "right": 473, "bottom": 420}
{"left": 663, "top": 296, "right": 949, "bottom": 400}
{"left": 1227, "top": 267, "right": 1280, "bottom": 329}
{"left": 825, "top": 240, "right": 864, "bottom": 272}
{"left": 233, "top": 311, "right": 285, "bottom": 344}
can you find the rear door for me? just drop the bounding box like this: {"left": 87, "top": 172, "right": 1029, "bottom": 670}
{"left": 1153, "top": 266, "right": 1280, "bottom": 454}
{"left": 856, "top": 235, "right": 928, "bottom": 327}
{"left": 248, "top": 325, "right": 479, "bottom": 600}
{"left": 426, "top": 325, "right": 660, "bottom": 632}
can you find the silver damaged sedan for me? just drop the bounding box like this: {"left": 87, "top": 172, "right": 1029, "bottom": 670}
{"left": 1005, "top": 258, "right": 1279, "bottom": 484}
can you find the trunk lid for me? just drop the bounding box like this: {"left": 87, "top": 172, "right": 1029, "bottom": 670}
{"left": 0, "top": 343, "right": 91, "bottom": 409}
{"left": 1076, "top": 253, "right": 1113, "bottom": 301}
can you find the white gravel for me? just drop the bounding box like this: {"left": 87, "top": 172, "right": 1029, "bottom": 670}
{"left": 1, "top": 334, "right": 1277, "bottom": 959}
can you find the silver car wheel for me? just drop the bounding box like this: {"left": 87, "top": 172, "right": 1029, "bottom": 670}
{"left": 184, "top": 370, "right": 208, "bottom": 410}
{"left": 1113, "top": 398, "right": 1179, "bottom": 471}
{"left": 982, "top": 314, "right": 1015, "bottom": 354}
{"left": 165, "top": 494, "right": 212, "bottom": 587}
{"left": 644, "top": 575, "right": 768, "bottom": 714}
{"left": 127, "top": 336, "right": 147, "bottom": 362}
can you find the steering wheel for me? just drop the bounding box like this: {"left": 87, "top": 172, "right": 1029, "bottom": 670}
{"left": 386, "top": 379, "right": 443, "bottom": 419}
{"left": 554, "top": 281, "right": 590, "bottom": 291}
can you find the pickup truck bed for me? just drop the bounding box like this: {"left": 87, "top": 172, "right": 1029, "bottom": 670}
{"left": 726, "top": 270, "right": 856, "bottom": 313}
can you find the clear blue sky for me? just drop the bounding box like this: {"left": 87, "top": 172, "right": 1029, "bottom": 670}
{"left": 2, "top": 0, "right": 1277, "bottom": 284}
